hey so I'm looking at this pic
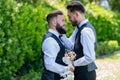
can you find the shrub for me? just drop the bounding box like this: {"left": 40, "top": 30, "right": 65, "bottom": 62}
{"left": 20, "top": 70, "right": 42, "bottom": 80}
{"left": 109, "top": 0, "right": 120, "bottom": 11}
{"left": 96, "top": 40, "right": 119, "bottom": 57}
{"left": 0, "top": 0, "right": 23, "bottom": 79}
{"left": 0, "top": 0, "right": 50, "bottom": 79}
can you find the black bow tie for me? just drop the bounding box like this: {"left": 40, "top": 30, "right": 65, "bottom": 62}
{"left": 59, "top": 35, "right": 64, "bottom": 43}
{"left": 59, "top": 34, "right": 63, "bottom": 39}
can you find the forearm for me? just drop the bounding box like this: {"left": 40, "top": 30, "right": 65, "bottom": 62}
{"left": 61, "top": 35, "right": 74, "bottom": 50}
{"left": 73, "top": 56, "right": 95, "bottom": 66}
{"left": 45, "top": 62, "right": 66, "bottom": 74}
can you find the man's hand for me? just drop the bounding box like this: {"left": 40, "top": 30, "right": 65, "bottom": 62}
{"left": 69, "top": 66, "right": 75, "bottom": 72}
{"left": 69, "top": 61, "right": 75, "bottom": 72}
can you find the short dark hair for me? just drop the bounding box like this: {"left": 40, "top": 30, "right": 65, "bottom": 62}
{"left": 46, "top": 10, "right": 63, "bottom": 24}
{"left": 66, "top": 1, "right": 85, "bottom": 13}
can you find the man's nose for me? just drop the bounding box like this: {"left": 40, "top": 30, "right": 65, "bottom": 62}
{"left": 63, "top": 22, "right": 66, "bottom": 26}
{"left": 64, "top": 22, "right": 66, "bottom": 26}
{"left": 68, "top": 19, "right": 71, "bottom": 22}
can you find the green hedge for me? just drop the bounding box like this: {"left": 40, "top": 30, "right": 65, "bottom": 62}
{"left": 96, "top": 40, "right": 119, "bottom": 57}
{"left": 0, "top": 0, "right": 51, "bottom": 79}
{"left": 109, "top": 0, "right": 120, "bottom": 11}
{"left": 20, "top": 70, "right": 41, "bottom": 80}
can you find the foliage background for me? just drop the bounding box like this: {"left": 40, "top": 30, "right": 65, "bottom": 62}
{"left": 0, "top": 0, "right": 120, "bottom": 79}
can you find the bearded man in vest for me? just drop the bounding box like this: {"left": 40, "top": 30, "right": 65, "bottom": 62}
{"left": 41, "top": 10, "right": 74, "bottom": 80}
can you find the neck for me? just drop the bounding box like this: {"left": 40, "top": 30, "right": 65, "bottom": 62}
{"left": 50, "top": 25, "right": 56, "bottom": 30}
{"left": 78, "top": 17, "right": 85, "bottom": 25}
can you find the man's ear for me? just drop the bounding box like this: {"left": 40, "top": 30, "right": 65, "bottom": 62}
{"left": 51, "top": 19, "right": 57, "bottom": 27}
{"left": 75, "top": 11, "right": 79, "bottom": 17}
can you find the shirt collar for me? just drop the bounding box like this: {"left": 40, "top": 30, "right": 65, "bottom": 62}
{"left": 78, "top": 19, "right": 88, "bottom": 28}
{"left": 48, "top": 29, "right": 60, "bottom": 37}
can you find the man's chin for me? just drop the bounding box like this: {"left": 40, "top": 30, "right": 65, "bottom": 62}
{"left": 71, "top": 21, "right": 78, "bottom": 26}
{"left": 59, "top": 30, "right": 67, "bottom": 34}
{"left": 72, "top": 23, "right": 77, "bottom": 27}
{"left": 72, "top": 24, "right": 77, "bottom": 27}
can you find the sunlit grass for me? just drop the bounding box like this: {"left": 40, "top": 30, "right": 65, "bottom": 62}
{"left": 108, "top": 53, "right": 120, "bottom": 60}
{"left": 97, "top": 51, "right": 120, "bottom": 60}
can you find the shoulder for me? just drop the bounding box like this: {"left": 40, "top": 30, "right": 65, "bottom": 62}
{"left": 81, "top": 27, "right": 94, "bottom": 35}
{"left": 42, "top": 37, "right": 59, "bottom": 51}
{"left": 81, "top": 27, "right": 95, "bottom": 41}
{"left": 42, "top": 37, "right": 58, "bottom": 46}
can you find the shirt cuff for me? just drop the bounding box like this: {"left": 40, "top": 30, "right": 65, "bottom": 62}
{"left": 73, "top": 60, "right": 80, "bottom": 66}
{"left": 73, "top": 61, "right": 76, "bottom": 66}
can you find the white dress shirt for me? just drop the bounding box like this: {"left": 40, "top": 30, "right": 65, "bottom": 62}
{"left": 61, "top": 19, "right": 96, "bottom": 67}
{"left": 42, "top": 29, "right": 66, "bottom": 75}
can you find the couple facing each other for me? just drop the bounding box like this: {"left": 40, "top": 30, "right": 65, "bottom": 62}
{"left": 41, "top": 1, "right": 97, "bottom": 80}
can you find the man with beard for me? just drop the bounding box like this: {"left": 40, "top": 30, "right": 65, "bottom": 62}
{"left": 60, "top": 1, "right": 97, "bottom": 80}
{"left": 41, "top": 10, "right": 74, "bottom": 80}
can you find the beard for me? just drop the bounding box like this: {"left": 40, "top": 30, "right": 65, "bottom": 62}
{"left": 71, "top": 20, "right": 78, "bottom": 26}
{"left": 56, "top": 23, "right": 66, "bottom": 34}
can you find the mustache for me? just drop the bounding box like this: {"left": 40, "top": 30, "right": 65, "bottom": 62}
{"left": 72, "top": 20, "right": 78, "bottom": 26}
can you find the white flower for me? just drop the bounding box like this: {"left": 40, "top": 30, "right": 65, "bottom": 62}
{"left": 61, "top": 51, "right": 76, "bottom": 80}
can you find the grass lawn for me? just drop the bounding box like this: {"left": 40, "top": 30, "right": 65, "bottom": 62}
{"left": 96, "top": 51, "right": 120, "bottom": 80}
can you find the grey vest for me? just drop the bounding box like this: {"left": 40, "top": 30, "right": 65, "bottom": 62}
{"left": 41, "top": 32, "right": 67, "bottom": 80}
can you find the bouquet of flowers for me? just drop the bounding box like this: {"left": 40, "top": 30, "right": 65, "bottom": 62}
{"left": 60, "top": 50, "right": 76, "bottom": 80}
